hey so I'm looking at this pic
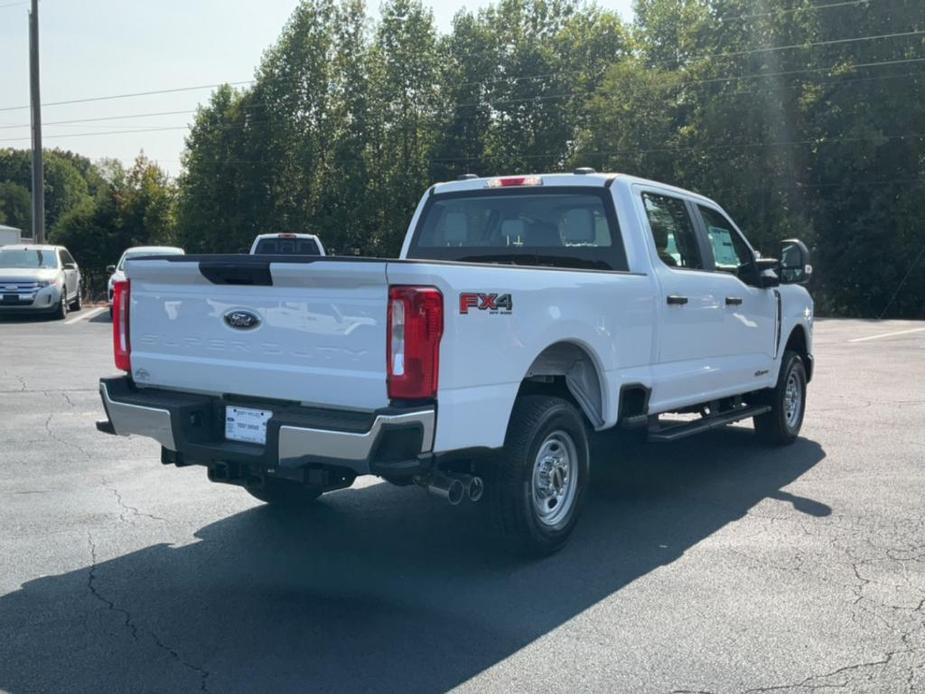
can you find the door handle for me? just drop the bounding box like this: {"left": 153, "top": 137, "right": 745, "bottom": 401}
{"left": 666, "top": 295, "right": 688, "bottom": 306}
{"left": 725, "top": 296, "right": 743, "bottom": 306}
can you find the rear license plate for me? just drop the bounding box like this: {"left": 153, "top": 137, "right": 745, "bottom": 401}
{"left": 225, "top": 406, "right": 273, "bottom": 445}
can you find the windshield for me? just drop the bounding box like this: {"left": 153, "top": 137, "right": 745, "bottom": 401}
{"left": 118, "top": 248, "right": 183, "bottom": 270}
{"left": 254, "top": 237, "right": 321, "bottom": 255}
{"left": 0, "top": 249, "right": 59, "bottom": 269}
{"left": 408, "top": 189, "right": 627, "bottom": 271}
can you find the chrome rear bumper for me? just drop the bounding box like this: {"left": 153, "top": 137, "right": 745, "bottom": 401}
{"left": 97, "top": 377, "right": 435, "bottom": 475}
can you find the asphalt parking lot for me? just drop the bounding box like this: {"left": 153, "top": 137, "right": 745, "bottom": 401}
{"left": 0, "top": 312, "right": 923, "bottom": 694}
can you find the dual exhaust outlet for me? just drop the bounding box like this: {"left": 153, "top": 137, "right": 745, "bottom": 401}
{"left": 420, "top": 472, "right": 484, "bottom": 505}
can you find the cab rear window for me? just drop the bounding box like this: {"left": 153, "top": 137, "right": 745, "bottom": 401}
{"left": 407, "top": 188, "right": 628, "bottom": 271}
{"left": 254, "top": 238, "right": 320, "bottom": 255}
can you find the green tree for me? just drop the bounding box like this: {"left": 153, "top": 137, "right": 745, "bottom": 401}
{"left": 0, "top": 181, "right": 32, "bottom": 231}
{"left": 53, "top": 152, "right": 176, "bottom": 296}
{"left": 0, "top": 148, "right": 94, "bottom": 230}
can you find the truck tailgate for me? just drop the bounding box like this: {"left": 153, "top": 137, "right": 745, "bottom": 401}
{"left": 126, "top": 257, "right": 389, "bottom": 410}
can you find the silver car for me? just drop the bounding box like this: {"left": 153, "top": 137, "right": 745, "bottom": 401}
{"left": 0, "top": 245, "right": 82, "bottom": 320}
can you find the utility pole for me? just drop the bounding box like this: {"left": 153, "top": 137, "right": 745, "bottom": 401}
{"left": 28, "top": 0, "right": 45, "bottom": 244}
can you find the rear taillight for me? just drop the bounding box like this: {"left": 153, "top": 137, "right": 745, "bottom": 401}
{"left": 387, "top": 286, "right": 443, "bottom": 400}
{"left": 113, "top": 280, "right": 131, "bottom": 372}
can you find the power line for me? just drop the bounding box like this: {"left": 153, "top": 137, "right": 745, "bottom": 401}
{"left": 714, "top": 0, "right": 874, "bottom": 23}
{"left": 692, "top": 55, "right": 925, "bottom": 85}
{"left": 0, "top": 24, "right": 919, "bottom": 113}
{"left": 878, "top": 242, "right": 925, "bottom": 317}
{"left": 0, "top": 80, "right": 254, "bottom": 113}
{"left": 0, "top": 109, "right": 197, "bottom": 130}
{"left": 428, "top": 133, "right": 925, "bottom": 163}
{"left": 446, "top": 27, "right": 925, "bottom": 91}
{"left": 143, "top": 132, "right": 924, "bottom": 168}
{"left": 692, "top": 29, "right": 925, "bottom": 62}
{"left": 0, "top": 125, "right": 189, "bottom": 143}
{"left": 1, "top": 56, "right": 922, "bottom": 141}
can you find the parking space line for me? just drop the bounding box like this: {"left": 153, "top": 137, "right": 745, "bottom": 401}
{"left": 64, "top": 307, "right": 106, "bottom": 325}
{"left": 848, "top": 326, "right": 925, "bottom": 343}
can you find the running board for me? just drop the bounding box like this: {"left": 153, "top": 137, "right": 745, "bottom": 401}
{"left": 647, "top": 405, "right": 771, "bottom": 443}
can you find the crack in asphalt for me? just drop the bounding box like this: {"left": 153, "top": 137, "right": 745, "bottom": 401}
{"left": 102, "top": 480, "right": 167, "bottom": 524}
{"left": 85, "top": 532, "right": 139, "bottom": 640}
{"left": 734, "top": 536, "right": 925, "bottom": 693}
{"left": 41, "top": 411, "right": 167, "bottom": 525}
{"left": 740, "top": 646, "right": 924, "bottom": 693}
{"left": 85, "top": 532, "right": 212, "bottom": 692}
{"left": 43, "top": 412, "right": 93, "bottom": 462}
{"left": 717, "top": 504, "right": 925, "bottom": 693}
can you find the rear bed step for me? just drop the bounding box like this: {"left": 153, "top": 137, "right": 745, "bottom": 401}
{"left": 647, "top": 405, "right": 771, "bottom": 443}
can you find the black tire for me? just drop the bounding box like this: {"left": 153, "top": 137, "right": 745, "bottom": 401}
{"left": 70, "top": 287, "right": 82, "bottom": 311}
{"left": 245, "top": 478, "right": 322, "bottom": 506}
{"left": 488, "top": 395, "right": 590, "bottom": 556}
{"left": 52, "top": 289, "right": 67, "bottom": 320}
{"left": 109, "top": 305, "right": 114, "bottom": 320}
{"left": 754, "top": 350, "right": 807, "bottom": 445}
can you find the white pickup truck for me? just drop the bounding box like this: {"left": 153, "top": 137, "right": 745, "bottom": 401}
{"left": 97, "top": 171, "right": 814, "bottom": 554}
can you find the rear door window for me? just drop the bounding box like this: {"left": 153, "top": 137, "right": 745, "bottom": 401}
{"left": 408, "top": 189, "right": 627, "bottom": 271}
{"left": 641, "top": 192, "right": 704, "bottom": 270}
{"left": 696, "top": 205, "right": 754, "bottom": 275}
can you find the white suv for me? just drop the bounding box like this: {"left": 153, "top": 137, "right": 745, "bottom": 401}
{"left": 0, "top": 245, "right": 81, "bottom": 320}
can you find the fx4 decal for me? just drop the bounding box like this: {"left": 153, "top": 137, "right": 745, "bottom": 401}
{"left": 459, "top": 292, "right": 513, "bottom": 315}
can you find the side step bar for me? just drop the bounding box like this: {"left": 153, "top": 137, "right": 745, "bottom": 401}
{"left": 647, "top": 405, "right": 771, "bottom": 443}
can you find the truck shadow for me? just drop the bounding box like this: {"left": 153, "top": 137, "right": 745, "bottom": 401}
{"left": 0, "top": 428, "right": 827, "bottom": 693}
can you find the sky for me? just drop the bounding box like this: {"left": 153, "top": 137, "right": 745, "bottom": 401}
{"left": 0, "top": 0, "right": 633, "bottom": 176}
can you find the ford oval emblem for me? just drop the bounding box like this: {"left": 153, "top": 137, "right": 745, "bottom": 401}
{"left": 224, "top": 309, "right": 261, "bottom": 330}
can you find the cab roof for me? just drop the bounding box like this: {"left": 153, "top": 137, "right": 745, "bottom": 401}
{"left": 431, "top": 171, "right": 716, "bottom": 206}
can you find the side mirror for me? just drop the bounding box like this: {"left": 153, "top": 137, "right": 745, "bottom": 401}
{"left": 779, "top": 238, "right": 812, "bottom": 285}
{"left": 64, "top": 262, "right": 77, "bottom": 270}
{"left": 106, "top": 265, "right": 116, "bottom": 274}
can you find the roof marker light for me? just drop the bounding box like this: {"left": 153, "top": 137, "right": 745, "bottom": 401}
{"left": 486, "top": 176, "right": 543, "bottom": 188}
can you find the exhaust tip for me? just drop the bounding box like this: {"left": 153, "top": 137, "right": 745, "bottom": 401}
{"left": 446, "top": 479, "right": 464, "bottom": 505}
{"left": 424, "top": 474, "right": 465, "bottom": 505}
{"left": 467, "top": 476, "right": 484, "bottom": 502}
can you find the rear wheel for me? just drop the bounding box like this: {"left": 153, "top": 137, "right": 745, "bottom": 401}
{"left": 70, "top": 286, "right": 82, "bottom": 311}
{"left": 754, "top": 350, "right": 807, "bottom": 445}
{"left": 488, "top": 395, "right": 590, "bottom": 556}
{"left": 246, "top": 478, "right": 322, "bottom": 506}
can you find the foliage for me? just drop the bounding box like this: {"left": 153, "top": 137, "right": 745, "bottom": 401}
{"left": 0, "top": 148, "right": 96, "bottom": 231}
{"left": 3, "top": 0, "right": 923, "bottom": 316}
{"left": 50, "top": 154, "right": 177, "bottom": 296}
{"left": 174, "top": 0, "right": 924, "bottom": 317}
{"left": 0, "top": 181, "right": 32, "bottom": 231}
